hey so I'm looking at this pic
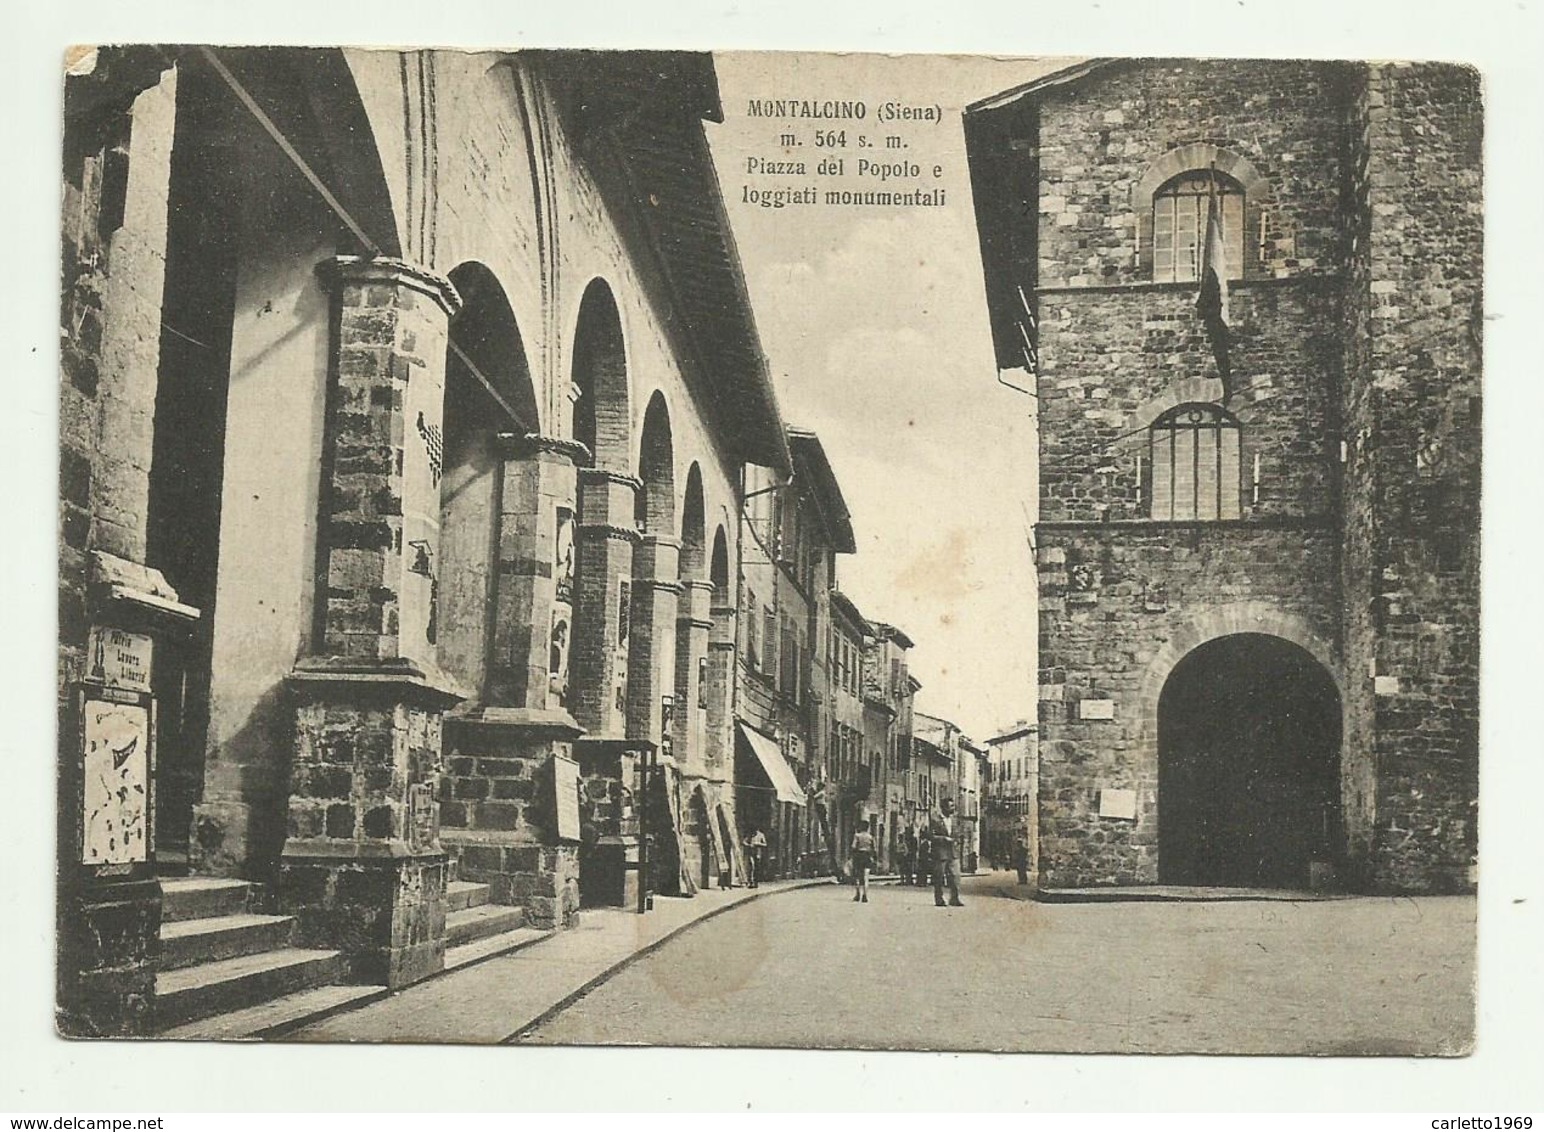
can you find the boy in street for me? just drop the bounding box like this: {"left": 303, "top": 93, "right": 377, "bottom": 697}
{"left": 850, "top": 819, "right": 875, "bottom": 903}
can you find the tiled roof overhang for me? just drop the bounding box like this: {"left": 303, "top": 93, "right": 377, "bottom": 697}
{"left": 788, "top": 429, "right": 857, "bottom": 554}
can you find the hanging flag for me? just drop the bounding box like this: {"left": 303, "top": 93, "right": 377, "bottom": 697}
{"left": 1196, "top": 170, "right": 1232, "bottom": 400}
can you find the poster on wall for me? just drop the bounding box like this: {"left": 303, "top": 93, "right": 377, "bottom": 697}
{"left": 554, "top": 507, "right": 575, "bottom": 605}
{"left": 80, "top": 692, "right": 152, "bottom": 867}
{"left": 548, "top": 610, "right": 571, "bottom": 708}
{"left": 549, "top": 507, "right": 576, "bottom": 709}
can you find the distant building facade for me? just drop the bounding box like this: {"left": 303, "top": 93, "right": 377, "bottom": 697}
{"left": 984, "top": 722, "right": 1038, "bottom": 873}
{"left": 966, "top": 60, "right": 1481, "bottom": 893}
{"left": 735, "top": 429, "right": 859, "bottom": 879}
{"left": 913, "top": 711, "right": 983, "bottom": 872}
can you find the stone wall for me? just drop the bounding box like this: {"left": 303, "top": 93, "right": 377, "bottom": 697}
{"left": 1036, "top": 59, "right": 1350, "bottom": 289}
{"left": 1340, "top": 63, "right": 1482, "bottom": 893}
{"left": 1037, "top": 280, "right": 1344, "bottom": 523}
{"left": 1018, "top": 58, "right": 1480, "bottom": 894}
{"left": 1032, "top": 63, "right": 1349, "bottom": 888}
{"left": 1035, "top": 528, "right": 1340, "bottom": 886}
{"left": 281, "top": 688, "right": 451, "bottom": 987}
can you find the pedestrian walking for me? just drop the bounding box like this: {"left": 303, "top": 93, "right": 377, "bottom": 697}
{"left": 898, "top": 824, "right": 916, "bottom": 886}
{"left": 930, "top": 797, "right": 963, "bottom": 907}
{"left": 850, "top": 820, "right": 875, "bottom": 903}
{"left": 1013, "top": 825, "right": 1031, "bottom": 887}
{"left": 745, "top": 826, "right": 767, "bottom": 888}
{"left": 914, "top": 821, "right": 932, "bottom": 888}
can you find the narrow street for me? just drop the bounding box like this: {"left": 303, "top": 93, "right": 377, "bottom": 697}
{"left": 520, "top": 873, "right": 1475, "bottom": 1055}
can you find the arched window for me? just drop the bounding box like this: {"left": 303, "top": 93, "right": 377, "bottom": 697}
{"left": 1152, "top": 171, "right": 1244, "bottom": 284}
{"left": 1149, "top": 403, "right": 1242, "bottom": 521}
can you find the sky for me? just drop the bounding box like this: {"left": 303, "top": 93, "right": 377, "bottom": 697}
{"left": 705, "top": 52, "right": 1071, "bottom": 739}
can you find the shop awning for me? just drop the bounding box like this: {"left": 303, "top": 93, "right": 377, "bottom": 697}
{"left": 736, "top": 723, "right": 807, "bottom": 807}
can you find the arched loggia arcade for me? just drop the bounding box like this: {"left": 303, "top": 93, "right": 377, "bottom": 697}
{"left": 430, "top": 261, "right": 595, "bottom": 932}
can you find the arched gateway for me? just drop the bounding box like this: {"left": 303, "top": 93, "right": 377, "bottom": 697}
{"left": 1157, "top": 633, "right": 1342, "bottom": 890}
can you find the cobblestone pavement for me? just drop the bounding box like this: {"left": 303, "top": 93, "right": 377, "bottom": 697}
{"left": 521, "top": 871, "right": 1476, "bottom": 1054}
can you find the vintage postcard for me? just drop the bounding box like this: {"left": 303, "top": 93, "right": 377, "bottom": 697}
{"left": 56, "top": 46, "right": 1480, "bottom": 1056}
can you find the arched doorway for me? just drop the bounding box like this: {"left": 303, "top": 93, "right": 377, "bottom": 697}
{"left": 1157, "top": 633, "right": 1341, "bottom": 889}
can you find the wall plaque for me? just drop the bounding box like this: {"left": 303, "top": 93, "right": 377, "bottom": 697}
{"left": 87, "top": 627, "right": 153, "bottom": 693}
{"left": 553, "top": 754, "right": 582, "bottom": 842}
{"left": 1098, "top": 788, "right": 1137, "bottom": 821}
{"left": 1079, "top": 698, "right": 1116, "bottom": 720}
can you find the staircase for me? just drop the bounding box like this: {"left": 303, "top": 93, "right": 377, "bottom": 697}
{"left": 155, "top": 877, "right": 386, "bottom": 1040}
{"left": 443, "top": 877, "right": 548, "bottom": 972}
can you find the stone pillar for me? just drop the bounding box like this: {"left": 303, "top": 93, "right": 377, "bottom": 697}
{"left": 704, "top": 603, "right": 738, "bottom": 777}
{"left": 486, "top": 434, "right": 589, "bottom": 712}
{"left": 58, "top": 60, "right": 179, "bottom": 1038}
{"left": 277, "top": 256, "right": 466, "bottom": 990}
{"left": 627, "top": 536, "right": 682, "bottom": 748}
{"left": 672, "top": 579, "right": 716, "bottom": 774}
{"left": 570, "top": 469, "right": 641, "bottom": 738}
{"left": 437, "top": 433, "right": 588, "bottom": 931}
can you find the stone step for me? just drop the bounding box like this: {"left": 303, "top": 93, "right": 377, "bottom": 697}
{"left": 447, "top": 880, "right": 491, "bottom": 913}
{"left": 155, "top": 948, "right": 346, "bottom": 1030}
{"left": 158, "top": 983, "right": 389, "bottom": 1042}
{"left": 160, "top": 913, "right": 296, "bottom": 971}
{"left": 160, "top": 877, "right": 253, "bottom": 923}
{"left": 445, "top": 903, "right": 526, "bottom": 947}
{"left": 443, "top": 926, "right": 551, "bottom": 973}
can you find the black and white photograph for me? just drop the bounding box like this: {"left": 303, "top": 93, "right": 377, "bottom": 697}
{"left": 10, "top": 0, "right": 1544, "bottom": 1114}
{"left": 50, "top": 43, "right": 1485, "bottom": 1054}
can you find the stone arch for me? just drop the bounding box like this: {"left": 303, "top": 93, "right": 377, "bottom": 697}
{"left": 1131, "top": 142, "right": 1270, "bottom": 209}
{"left": 679, "top": 463, "right": 707, "bottom": 581}
{"left": 1156, "top": 632, "right": 1343, "bottom": 888}
{"left": 571, "top": 278, "right": 630, "bottom": 473}
{"left": 1112, "top": 378, "right": 1229, "bottom": 450}
{"left": 145, "top": 48, "right": 407, "bottom": 865}
{"left": 292, "top": 48, "right": 404, "bottom": 257}
{"left": 635, "top": 391, "right": 675, "bottom": 536}
{"left": 437, "top": 261, "right": 539, "bottom": 701}
{"left": 1132, "top": 602, "right": 1341, "bottom": 744}
{"left": 446, "top": 262, "right": 539, "bottom": 430}
{"left": 709, "top": 525, "right": 730, "bottom": 602}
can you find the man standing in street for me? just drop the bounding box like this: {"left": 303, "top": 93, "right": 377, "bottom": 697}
{"left": 898, "top": 823, "right": 915, "bottom": 886}
{"left": 1013, "top": 823, "right": 1031, "bottom": 887}
{"left": 930, "top": 796, "right": 963, "bottom": 907}
{"left": 745, "top": 826, "right": 767, "bottom": 888}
